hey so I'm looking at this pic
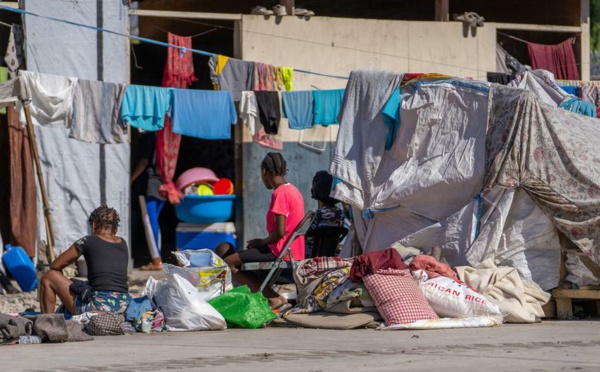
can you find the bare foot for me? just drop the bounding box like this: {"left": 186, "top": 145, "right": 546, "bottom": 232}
{"left": 268, "top": 296, "right": 288, "bottom": 310}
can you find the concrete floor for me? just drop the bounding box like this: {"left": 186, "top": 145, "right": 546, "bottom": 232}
{"left": 5, "top": 320, "right": 600, "bottom": 372}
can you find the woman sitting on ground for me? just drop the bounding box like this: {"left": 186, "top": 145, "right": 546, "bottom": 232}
{"left": 216, "top": 152, "right": 305, "bottom": 310}
{"left": 39, "top": 205, "right": 130, "bottom": 314}
{"left": 305, "top": 171, "right": 345, "bottom": 257}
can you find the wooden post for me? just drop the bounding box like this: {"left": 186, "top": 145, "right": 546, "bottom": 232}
{"left": 280, "top": 0, "right": 295, "bottom": 16}
{"left": 22, "top": 101, "right": 55, "bottom": 263}
{"left": 435, "top": 0, "right": 449, "bottom": 21}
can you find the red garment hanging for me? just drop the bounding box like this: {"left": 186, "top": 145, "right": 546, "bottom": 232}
{"left": 527, "top": 38, "right": 580, "bottom": 80}
{"left": 157, "top": 33, "right": 197, "bottom": 205}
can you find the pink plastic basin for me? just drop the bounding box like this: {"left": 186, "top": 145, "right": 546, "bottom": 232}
{"left": 176, "top": 167, "right": 219, "bottom": 191}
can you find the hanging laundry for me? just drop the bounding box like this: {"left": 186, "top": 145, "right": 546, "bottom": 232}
{"left": 254, "top": 91, "right": 281, "bottom": 134}
{"left": 580, "top": 85, "right": 598, "bottom": 105}
{"left": 329, "top": 70, "right": 403, "bottom": 211}
{"left": 156, "top": 116, "right": 182, "bottom": 205}
{"left": 4, "top": 24, "right": 24, "bottom": 79}
{"left": 121, "top": 85, "right": 171, "bottom": 131}
{"left": 0, "top": 67, "right": 8, "bottom": 115}
{"left": 163, "top": 33, "right": 198, "bottom": 88}
{"left": 253, "top": 62, "right": 276, "bottom": 91}
{"left": 486, "top": 72, "right": 513, "bottom": 85}
{"left": 254, "top": 127, "right": 283, "bottom": 150}
{"left": 7, "top": 105, "right": 37, "bottom": 258}
{"left": 70, "top": 79, "right": 127, "bottom": 144}
{"left": 170, "top": 89, "right": 237, "bottom": 140}
{"left": 282, "top": 67, "right": 294, "bottom": 91}
{"left": 18, "top": 70, "right": 77, "bottom": 128}
{"left": 209, "top": 54, "right": 254, "bottom": 101}
{"left": 382, "top": 87, "right": 400, "bottom": 150}
{"left": 559, "top": 97, "right": 597, "bottom": 118}
{"left": 559, "top": 85, "right": 578, "bottom": 96}
{"left": 158, "top": 32, "right": 199, "bottom": 205}
{"left": 240, "top": 91, "right": 259, "bottom": 135}
{"left": 240, "top": 91, "right": 282, "bottom": 149}
{"left": 282, "top": 91, "right": 314, "bottom": 130}
{"left": 527, "top": 39, "right": 580, "bottom": 80}
{"left": 495, "top": 44, "right": 512, "bottom": 74}
{"left": 312, "top": 89, "right": 345, "bottom": 125}
{"left": 275, "top": 67, "right": 285, "bottom": 91}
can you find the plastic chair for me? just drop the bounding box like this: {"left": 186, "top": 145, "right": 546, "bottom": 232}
{"left": 241, "top": 210, "right": 316, "bottom": 293}
{"left": 306, "top": 226, "right": 348, "bottom": 258}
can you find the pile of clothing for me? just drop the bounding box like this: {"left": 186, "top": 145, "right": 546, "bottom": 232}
{"left": 278, "top": 248, "right": 550, "bottom": 330}
{"left": 0, "top": 312, "right": 93, "bottom": 344}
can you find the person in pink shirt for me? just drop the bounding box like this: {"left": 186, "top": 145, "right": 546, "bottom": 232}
{"left": 216, "top": 152, "right": 304, "bottom": 309}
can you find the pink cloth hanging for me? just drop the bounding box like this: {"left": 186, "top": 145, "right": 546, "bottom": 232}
{"left": 527, "top": 38, "right": 580, "bottom": 80}
{"left": 157, "top": 33, "right": 198, "bottom": 205}
{"left": 253, "top": 62, "right": 276, "bottom": 91}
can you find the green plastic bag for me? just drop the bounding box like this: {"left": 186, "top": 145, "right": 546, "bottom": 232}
{"left": 208, "top": 285, "right": 277, "bottom": 329}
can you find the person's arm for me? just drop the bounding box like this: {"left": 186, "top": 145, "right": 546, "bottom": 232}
{"left": 130, "top": 157, "right": 149, "bottom": 184}
{"left": 49, "top": 245, "right": 82, "bottom": 271}
{"left": 247, "top": 214, "right": 286, "bottom": 248}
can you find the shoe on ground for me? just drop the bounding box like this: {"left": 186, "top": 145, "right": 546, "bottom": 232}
{"left": 251, "top": 6, "right": 274, "bottom": 15}
{"left": 272, "top": 4, "right": 287, "bottom": 16}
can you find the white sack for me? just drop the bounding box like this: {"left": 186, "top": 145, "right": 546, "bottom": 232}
{"left": 413, "top": 270, "right": 501, "bottom": 318}
{"left": 145, "top": 274, "right": 226, "bottom": 332}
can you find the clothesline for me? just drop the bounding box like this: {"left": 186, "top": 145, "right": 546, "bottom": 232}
{"left": 497, "top": 31, "right": 576, "bottom": 46}
{"left": 0, "top": 4, "right": 350, "bottom": 80}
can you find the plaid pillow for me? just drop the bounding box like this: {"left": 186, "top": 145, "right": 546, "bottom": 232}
{"left": 364, "top": 268, "right": 438, "bottom": 325}
{"left": 84, "top": 313, "right": 126, "bottom": 336}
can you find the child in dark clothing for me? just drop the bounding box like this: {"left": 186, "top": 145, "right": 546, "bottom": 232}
{"left": 305, "top": 171, "right": 345, "bottom": 257}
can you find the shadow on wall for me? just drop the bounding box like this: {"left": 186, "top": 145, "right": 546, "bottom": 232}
{"left": 242, "top": 141, "right": 334, "bottom": 242}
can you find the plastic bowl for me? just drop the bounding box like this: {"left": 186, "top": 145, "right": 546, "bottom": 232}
{"left": 213, "top": 178, "right": 234, "bottom": 195}
{"left": 175, "top": 195, "right": 236, "bottom": 223}
{"left": 176, "top": 167, "right": 219, "bottom": 191}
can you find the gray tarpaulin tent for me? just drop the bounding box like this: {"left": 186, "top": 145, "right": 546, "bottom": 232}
{"left": 331, "top": 71, "right": 600, "bottom": 291}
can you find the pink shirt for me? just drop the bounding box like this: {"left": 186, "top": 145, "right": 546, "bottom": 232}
{"left": 266, "top": 183, "right": 305, "bottom": 261}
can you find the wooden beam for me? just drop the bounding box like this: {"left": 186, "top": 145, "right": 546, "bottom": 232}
{"left": 553, "top": 289, "right": 600, "bottom": 300}
{"left": 129, "top": 9, "right": 242, "bottom": 21}
{"left": 435, "top": 0, "right": 449, "bottom": 22}
{"left": 280, "top": 0, "right": 295, "bottom": 16}
{"left": 0, "top": 2, "right": 18, "bottom": 9}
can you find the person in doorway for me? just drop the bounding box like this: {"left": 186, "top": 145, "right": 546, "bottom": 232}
{"left": 216, "top": 152, "right": 304, "bottom": 310}
{"left": 131, "top": 131, "right": 164, "bottom": 270}
{"left": 305, "top": 171, "right": 345, "bottom": 257}
{"left": 39, "top": 205, "right": 130, "bottom": 314}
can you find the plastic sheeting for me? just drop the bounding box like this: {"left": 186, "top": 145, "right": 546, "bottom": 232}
{"left": 23, "top": 0, "right": 129, "bottom": 84}
{"left": 486, "top": 85, "right": 600, "bottom": 268}
{"left": 331, "top": 79, "right": 489, "bottom": 253}
{"left": 34, "top": 126, "right": 129, "bottom": 255}
{"left": 23, "top": 0, "right": 130, "bottom": 256}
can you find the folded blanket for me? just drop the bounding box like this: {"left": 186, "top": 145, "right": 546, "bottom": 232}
{"left": 0, "top": 313, "right": 32, "bottom": 344}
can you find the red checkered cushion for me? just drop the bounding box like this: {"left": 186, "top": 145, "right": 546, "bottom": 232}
{"left": 364, "top": 268, "right": 438, "bottom": 325}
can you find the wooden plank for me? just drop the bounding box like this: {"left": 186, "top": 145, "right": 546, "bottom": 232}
{"left": 280, "top": 0, "right": 295, "bottom": 16}
{"left": 0, "top": 2, "right": 18, "bottom": 9}
{"left": 552, "top": 289, "right": 600, "bottom": 300}
{"left": 435, "top": 0, "right": 449, "bottom": 22}
{"left": 541, "top": 300, "right": 556, "bottom": 319}
{"left": 129, "top": 9, "right": 242, "bottom": 21}
{"left": 555, "top": 298, "right": 573, "bottom": 320}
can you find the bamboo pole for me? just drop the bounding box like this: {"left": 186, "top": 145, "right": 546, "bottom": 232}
{"left": 21, "top": 100, "right": 55, "bottom": 263}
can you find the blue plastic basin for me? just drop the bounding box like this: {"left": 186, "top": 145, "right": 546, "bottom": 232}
{"left": 175, "top": 195, "right": 236, "bottom": 223}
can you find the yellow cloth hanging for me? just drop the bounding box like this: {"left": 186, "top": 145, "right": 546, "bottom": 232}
{"left": 282, "top": 67, "right": 293, "bottom": 91}
{"left": 274, "top": 67, "right": 284, "bottom": 91}
{"left": 212, "top": 55, "right": 230, "bottom": 90}
{"left": 0, "top": 67, "right": 8, "bottom": 115}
